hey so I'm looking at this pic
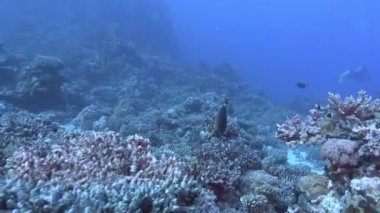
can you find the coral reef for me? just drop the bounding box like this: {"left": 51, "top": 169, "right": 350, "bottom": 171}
{"left": 240, "top": 194, "right": 273, "bottom": 213}
{"left": 346, "top": 176, "right": 380, "bottom": 211}
{"left": 0, "top": 111, "right": 59, "bottom": 171}
{"left": 0, "top": 36, "right": 318, "bottom": 212}
{"left": 276, "top": 90, "right": 380, "bottom": 212}
{"left": 0, "top": 4, "right": 343, "bottom": 211}
{"left": 1, "top": 132, "right": 218, "bottom": 212}
{"left": 298, "top": 173, "right": 329, "bottom": 202}
{"left": 0, "top": 55, "right": 85, "bottom": 112}
{"left": 276, "top": 90, "right": 380, "bottom": 146}
{"left": 71, "top": 105, "right": 111, "bottom": 131}
{"left": 3, "top": 55, "right": 65, "bottom": 110}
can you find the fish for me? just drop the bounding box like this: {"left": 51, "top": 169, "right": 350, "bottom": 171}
{"left": 213, "top": 99, "right": 230, "bottom": 137}
{"left": 296, "top": 81, "right": 307, "bottom": 89}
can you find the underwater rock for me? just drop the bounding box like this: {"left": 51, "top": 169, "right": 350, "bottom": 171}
{"left": 71, "top": 105, "right": 111, "bottom": 130}
{"left": 298, "top": 173, "right": 329, "bottom": 202}
{"left": 0, "top": 55, "right": 65, "bottom": 111}
{"left": 0, "top": 55, "right": 86, "bottom": 112}
{"left": 298, "top": 190, "right": 343, "bottom": 213}
{"left": 26, "top": 55, "right": 64, "bottom": 71}
{"left": 239, "top": 170, "right": 279, "bottom": 194}
{"left": 344, "top": 194, "right": 373, "bottom": 213}
{"left": 182, "top": 97, "right": 203, "bottom": 113}
{"left": 321, "top": 138, "right": 360, "bottom": 167}
{"left": 349, "top": 176, "right": 380, "bottom": 210}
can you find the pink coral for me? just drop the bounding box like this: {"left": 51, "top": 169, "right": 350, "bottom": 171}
{"left": 320, "top": 138, "right": 360, "bottom": 167}
{"left": 275, "top": 115, "right": 302, "bottom": 146}
{"left": 276, "top": 91, "right": 380, "bottom": 147}
{"left": 328, "top": 90, "right": 380, "bottom": 121}
{"left": 3, "top": 131, "right": 218, "bottom": 212}
{"left": 10, "top": 131, "right": 182, "bottom": 186}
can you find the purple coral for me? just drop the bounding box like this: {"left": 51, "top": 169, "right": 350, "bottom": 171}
{"left": 11, "top": 132, "right": 156, "bottom": 183}
{"left": 276, "top": 91, "right": 380, "bottom": 202}
{"left": 328, "top": 90, "right": 380, "bottom": 121}
{"left": 321, "top": 138, "right": 360, "bottom": 167}
{"left": 275, "top": 115, "right": 302, "bottom": 146}
{"left": 276, "top": 91, "right": 380, "bottom": 146}
{"left": 0, "top": 111, "right": 59, "bottom": 170}
{"left": 3, "top": 132, "right": 217, "bottom": 212}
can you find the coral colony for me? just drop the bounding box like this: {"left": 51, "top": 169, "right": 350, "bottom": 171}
{"left": 276, "top": 90, "right": 380, "bottom": 212}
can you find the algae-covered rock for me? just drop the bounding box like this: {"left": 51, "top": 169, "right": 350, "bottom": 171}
{"left": 298, "top": 173, "right": 329, "bottom": 202}
{"left": 26, "top": 55, "right": 64, "bottom": 72}
{"left": 349, "top": 176, "right": 380, "bottom": 211}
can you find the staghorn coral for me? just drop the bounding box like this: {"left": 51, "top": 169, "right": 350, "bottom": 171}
{"left": 276, "top": 90, "right": 380, "bottom": 146}
{"left": 276, "top": 91, "right": 380, "bottom": 175}
{"left": 327, "top": 90, "right": 380, "bottom": 121}
{"left": 276, "top": 91, "right": 380, "bottom": 212}
{"left": 1, "top": 132, "right": 218, "bottom": 212}
{"left": 275, "top": 115, "right": 302, "bottom": 145}
{"left": 0, "top": 111, "right": 59, "bottom": 170}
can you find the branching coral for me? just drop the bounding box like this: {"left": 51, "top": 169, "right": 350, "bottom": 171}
{"left": 276, "top": 91, "right": 380, "bottom": 169}
{"left": 276, "top": 90, "right": 380, "bottom": 146}
{"left": 0, "top": 111, "right": 58, "bottom": 169}
{"left": 276, "top": 90, "right": 380, "bottom": 212}
{"left": 276, "top": 91, "right": 380, "bottom": 176}
{"left": 1, "top": 131, "right": 217, "bottom": 212}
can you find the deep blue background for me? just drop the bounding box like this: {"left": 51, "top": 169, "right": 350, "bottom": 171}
{"left": 1, "top": 0, "right": 379, "bottom": 105}
{"left": 168, "top": 0, "right": 380, "bottom": 104}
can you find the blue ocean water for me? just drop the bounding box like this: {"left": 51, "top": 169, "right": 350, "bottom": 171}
{"left": 0, "top": 1, "right": 379, "bottom": 212}
{"left": 168, "top": 0, "right": 380, "bottom": 104}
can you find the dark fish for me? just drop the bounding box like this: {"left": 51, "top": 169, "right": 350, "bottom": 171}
{"left": 213, "top": 99, "right": 230, "bottom": 137}
{"left": 296, "top": 81, "right": 307, "bottom": 89}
